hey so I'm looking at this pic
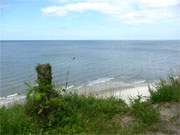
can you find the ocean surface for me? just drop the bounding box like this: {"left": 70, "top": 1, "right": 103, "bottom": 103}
{"left": 0, "top": 40, "right": 180, "bottom": 97}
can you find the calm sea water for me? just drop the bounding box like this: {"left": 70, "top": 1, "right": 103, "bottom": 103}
{"left": 1, "top": 40, "right": 180, "bottom": 96}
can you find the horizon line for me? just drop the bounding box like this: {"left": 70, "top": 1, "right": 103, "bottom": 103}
{"left": 1, "top": 39, "right": 180, "bottom": 41}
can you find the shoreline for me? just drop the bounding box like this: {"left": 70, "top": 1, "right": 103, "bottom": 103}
{"left": 0, "top": 81, "right": 154, "bottom": 107}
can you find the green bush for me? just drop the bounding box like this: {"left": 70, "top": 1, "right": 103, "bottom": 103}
{"left": 150, "top": 76, "right": 180, "bottom": 103}
{"left": 131, "top": 97, "right": 160, "bottom": 125}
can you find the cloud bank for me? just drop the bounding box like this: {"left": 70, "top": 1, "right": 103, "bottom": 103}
{"left": 42, "top": 0, "right": 180, "bottom": 24}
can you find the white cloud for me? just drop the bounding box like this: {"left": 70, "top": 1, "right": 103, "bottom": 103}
{"left": 42, "top": 2, "right": 119, "bottom": 16}
{"left": 42, "top": 0, "right": 180, "bottom": 24}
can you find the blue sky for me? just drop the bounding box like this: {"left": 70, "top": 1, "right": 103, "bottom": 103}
{"left": 1, "top": 0, "right": 180, "bottom": 40}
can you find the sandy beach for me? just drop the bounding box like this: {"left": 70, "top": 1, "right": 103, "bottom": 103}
{"left": 0, "top": 80, "right": 154, "bottom": 107}
{"left": 0, "top": 79, "right": 155, "bottom": 106}
{"left": 75, "top": 80, "right": 154, "bottom": 103}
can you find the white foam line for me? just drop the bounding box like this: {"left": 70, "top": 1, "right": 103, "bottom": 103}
{"left": 87, "top": 77, "right": 114, "bottom": 86}
{"left": 6, "top": 93, "right": 19, "bottom": 98}
{"left": 0, "top": 94, "right": 26, "bottom": 107}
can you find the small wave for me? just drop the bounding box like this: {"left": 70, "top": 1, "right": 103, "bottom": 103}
{"left": 0, "top": 93, "right": 26, "bottom": 107}
{"left": 132, "top": 80, "right": 146, "bottom": 85}
{"left": 6, "top": 93, "right": 20, "bottom": 98}
{"left": 87, "top": 77, "right": 114, "bottom": 86}
{"left": 0, "top": 93, "right": 19, "bottom": 99}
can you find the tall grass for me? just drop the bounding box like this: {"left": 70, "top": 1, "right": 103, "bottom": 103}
{"left": 150, "top": 76, "right": 180, "bottom": 103}
{"left": 0, "top": 96, "right": 127, "bottom": 134}
{"left": 35, "top": 94, "right": 129, "bottom": 134}
{"left": 0, "top": 104, "right": 37, "bottom": 135}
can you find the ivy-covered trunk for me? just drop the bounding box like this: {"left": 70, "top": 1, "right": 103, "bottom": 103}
{"left": 36, "top": 64, "right": 52, "bottom": 92}
{"left": 26, "top": 64, "right": 59, "bottom": 120}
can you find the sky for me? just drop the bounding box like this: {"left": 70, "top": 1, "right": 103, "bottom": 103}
{"left": 1, "top": 0, "right": 180, "bottom": 40}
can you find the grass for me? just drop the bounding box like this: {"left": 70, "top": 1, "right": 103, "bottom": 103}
{"left": 0, "top": 104, "right": 37, "bottom": 135}
{"left": 39, "top": 95, "right": 129, "bottom": 134}
{"left": 55, "top": 94, "right": 128, "bottom": 134}
{"left": 0, "top": 95, "right": 129, "bottom": 134}
{"left": 131, "top": 97, "right": 160, "bottom": 125}
{"left": 0, "top": 94, "right": 162, "bottom": 135}
{"left": 150, "top": 76, "right": 180, "bottom": 103}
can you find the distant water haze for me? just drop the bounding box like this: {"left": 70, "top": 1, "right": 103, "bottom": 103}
{"left": 0, "top": 40, "right": 180, "bottom": 96}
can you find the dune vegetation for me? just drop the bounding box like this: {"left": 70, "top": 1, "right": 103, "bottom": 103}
{"left": 0, "top": 64, "right": 180, "bottom": 135}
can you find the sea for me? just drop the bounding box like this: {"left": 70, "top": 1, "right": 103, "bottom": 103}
{"left": 1, "top": 40, "right": 180, "bottom": 97}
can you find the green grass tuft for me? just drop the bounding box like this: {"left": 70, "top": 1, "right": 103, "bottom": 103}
{"left": 150, "top": 76, "right": 180, "bottom": 103}
{"left": 131, "top": 97, "right": 160, "bottom": 125}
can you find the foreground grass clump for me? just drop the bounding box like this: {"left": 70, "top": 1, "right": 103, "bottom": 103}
{"left": 0, "top": 95, "right": 128, "bottom": 134}
{"left": 30, "top": 94, "right": 128, "bottom": 134}
{"left": 49, "top": 95, "right": 128, "bottom": 134}
{"left": 150, "top": 76, "right": 180, "bottom": 103}
{"left": 0, "top": 105, "right": 37, "bottom": 135}
{"left": 131, "top": 97, "right": 160, "bottom": 126}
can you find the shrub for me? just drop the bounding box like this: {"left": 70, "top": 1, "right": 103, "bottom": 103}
{"left": 150, "top": 76, "right": 180, "bottom": 103}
